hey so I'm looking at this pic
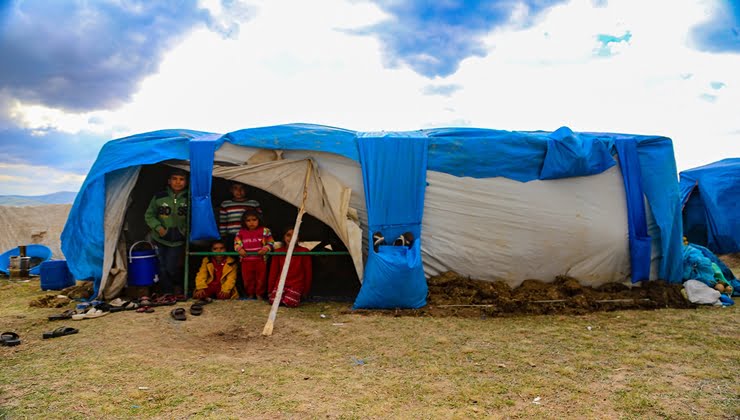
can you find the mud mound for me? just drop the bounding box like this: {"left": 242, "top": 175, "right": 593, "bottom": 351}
{"left": 60, "top": 282, "right": 94, "bottom": 300}
{"left": 354, "top": 271, "right": 694, "bottom": 318}
{"left": 29, "top": 294, "right": 72, "bottom": 308}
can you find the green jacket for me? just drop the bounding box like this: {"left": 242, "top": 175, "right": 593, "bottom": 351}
{"left": 144, "top": 187, "right": 188, "bottom": 247}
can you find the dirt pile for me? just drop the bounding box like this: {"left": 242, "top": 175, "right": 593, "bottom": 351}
{"left": 29, "top": 294, "right": 73, "bottom": 308}
{"left": 423, "top": 272, "right": 692, "bottom": 316}
{"left": 351, "top": 271, "right": 693, "bottom": 318}
{"left": 60, "top": 281, "right": 94, "bottom": 300}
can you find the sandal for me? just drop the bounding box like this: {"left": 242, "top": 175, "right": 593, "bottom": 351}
{"left": 42, "top": 326, "right": 79, "bottom": 339}
{"left": 170, "top": 308, "right": 187, "bottom": 321}
{"left": 136, "top": 306, "right": 154, "bottom": 313}
{"left": 72, "top": 308, "right": 109, "bottom": 320}
{"left": 190, "top": 304, "right": 203, "bottom": 316}
{"left": 48, "top": 309, "right": 77, "bottom": 321}
{"left": 0, "top": 332, "right": 21, "bottom": 346}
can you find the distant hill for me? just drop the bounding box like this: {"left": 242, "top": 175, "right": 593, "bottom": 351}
{"left": 0, "top": 191, "right": 78, "bottom": 206}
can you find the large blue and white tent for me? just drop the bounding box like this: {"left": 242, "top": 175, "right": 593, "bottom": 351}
{"left": 61, "top": 123, "right": 684, "bottom": 309}
{"left": 680, "top": 158, "right": 740, "bottom": 254}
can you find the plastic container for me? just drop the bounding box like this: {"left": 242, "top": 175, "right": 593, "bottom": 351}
{"left": 40, "top": 260, "right": 75, "bottom": 291}
{"left": 128, "top": 241, "right": 158, "bottom": 287}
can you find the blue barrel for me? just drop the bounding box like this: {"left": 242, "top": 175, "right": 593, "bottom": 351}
{"left": 40, "top": 260, "right": 75, "bottom": 290}
{"left": 128, "top": 241, "right": 158, "bottom": 287}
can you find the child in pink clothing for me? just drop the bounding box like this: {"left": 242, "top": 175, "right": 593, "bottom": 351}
{"left": 234, "top": 210, "right": 274, "bottom": 299}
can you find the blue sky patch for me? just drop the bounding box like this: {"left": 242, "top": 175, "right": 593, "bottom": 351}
{"left": 422, "top": 84, "right": 462, "bottom": 97}
{"left": 594, "top": 31, "right": 632, "bottom": 57}
{"left": 690, "top": 0, "right": 740, "bottom": 53}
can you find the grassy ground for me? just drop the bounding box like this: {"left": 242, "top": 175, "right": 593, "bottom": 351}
{"left": 0, "top": 280, "right": 738, "bottom": 419}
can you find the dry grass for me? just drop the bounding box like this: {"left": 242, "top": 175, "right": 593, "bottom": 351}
{"left": 0, "top": 279, "right": 738, "bottom": 419}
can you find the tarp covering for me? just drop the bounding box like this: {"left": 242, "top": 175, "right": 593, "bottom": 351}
{"left": 353, "top": 135, "right": 428, "bottom": 309}
{"left": 61, "top": 130, "right": 219, "bottom": 283}
{"left": 680, "top": 158, "right": 740, "bottom": 254}
{"left": 540, "top": 127, "right": 616, "bottom": 180}
{"left": 614, "top": 139, "right": 651, "bottom": 282}
{"left": 189, "top": 138, "right": 220, "bottom": 241}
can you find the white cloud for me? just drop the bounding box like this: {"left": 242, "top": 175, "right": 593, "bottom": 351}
{"left": 0, "top": 163, "right": 86, "bottom": 195}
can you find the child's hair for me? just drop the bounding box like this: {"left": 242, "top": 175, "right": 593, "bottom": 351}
{"left": 169, "top": 168, "right": 188, "bottom": 178}
{"left": 240, "top": 210, "right": 262, "bottom": 228}
{"left": 283, "top": 226, "right": 298, "bottom": 241}
{"left": 230, "top": 181, "right": 246, "bottom": 190}
{"left": 210, "top": 239, "right": 226, "bottom": 249}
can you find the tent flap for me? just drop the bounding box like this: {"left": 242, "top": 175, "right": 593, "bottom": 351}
{"left": 353, "top": 136, "right": 428, "bottom": 309}
{"left": 615, "top": 139, "right": 651, "bottom": 283}
{"left": 189, "top": 139, "right": 220, "bottom": 241}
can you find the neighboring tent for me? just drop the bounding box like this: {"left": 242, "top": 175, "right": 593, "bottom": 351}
{"left": 680, "top": 158, "right": 740, "bottom": 254}
{"left": 62, "top": 124, "right": 684, "bottom": 309}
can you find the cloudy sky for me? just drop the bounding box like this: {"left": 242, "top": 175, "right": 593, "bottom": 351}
{"left": 0, "top": 0, "right": 738, "bottom": 195}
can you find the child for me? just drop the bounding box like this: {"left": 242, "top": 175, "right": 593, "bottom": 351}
{"left": 234, "top": 210, "right": 274, "bottom": 299}
{"left": 193, "top": 240, "right": 239, "bottom": 300}
{"left": 219, "top": 182, "right": 261, "bottom": 248}
{"left": 144, "top": 168, "right": 188, "bottom": 295}
{"left": 268, "top": 227, "right": 313, "bottom": 307}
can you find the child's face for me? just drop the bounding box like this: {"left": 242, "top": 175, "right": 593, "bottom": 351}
{"left": 245, "top": 215, "right": 260, "bottom": 230}
{"left": 168, "top": 175, "right": 187, "bottom": 193}
{"left": 283, "top": 229, "right": 294, "bottom": 245}
{"left": 231, "top": 184, "right": 246, "bottom": 201}
{"left": 211, "top": 242, "right": 226, "bottom": 260}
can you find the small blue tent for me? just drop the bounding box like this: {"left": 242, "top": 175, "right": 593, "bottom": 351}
{"left": 680, "top": 158, "right": 740, "bottom": 254}
{"left": 62, "top": 124, "right": 685, "bottom": 308}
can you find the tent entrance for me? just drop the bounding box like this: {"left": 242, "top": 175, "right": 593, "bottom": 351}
{"left": 682, "top": 187, "right": 709, "bottom": 247}
{"left": 118, "top": 162, "right": 360, "bottom": 300}
{"left": 201, "top": 175, "right": 360, "bottom": 300}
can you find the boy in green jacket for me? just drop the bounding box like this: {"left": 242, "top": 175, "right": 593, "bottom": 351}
{"left": 144, "top": 169, "right": 189, "bottom": 295}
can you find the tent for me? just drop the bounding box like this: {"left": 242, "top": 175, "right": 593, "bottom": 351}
{"left": 680, "top": 158, "right": 740, "bottom": 254}
{"left": 61, "top": 124, "right": 684, "bottom": 309}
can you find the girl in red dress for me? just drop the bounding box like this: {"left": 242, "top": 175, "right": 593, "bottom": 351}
{"left": 268, "top": 228, "right": 313, "bottom": 307}
{"left": 234, "top": 211, "right": 274, "bottom": 299}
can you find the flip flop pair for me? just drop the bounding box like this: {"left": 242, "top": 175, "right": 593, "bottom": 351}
{"left": 1, "top": 332, "right": 20, "bottom": 346}
{"left": 42, "top": 326, "right": 78, "bottom": 339}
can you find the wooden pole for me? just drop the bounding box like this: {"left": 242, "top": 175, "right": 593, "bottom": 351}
{"left": 262, "top": 161, "right": 313, "bottom": 336}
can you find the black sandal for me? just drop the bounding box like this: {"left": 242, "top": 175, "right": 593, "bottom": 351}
{"left": 0, "top": 332, "right": 20, "bottom": 346}
{"left": 170, "top": 308, "right": 187, "bottom": 321}
{"left": 42, "top": 326, "right": 79, "bottom": 339}
{"left": 190, "top": 304, "right": 203, "bottom": 316}
{"left": 48, "top": 309, "right": 76, "bottom": 321}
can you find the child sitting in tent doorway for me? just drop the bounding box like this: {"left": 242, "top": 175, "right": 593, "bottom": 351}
{"left": 219, "top": 182, "right": 261, "bottom": 250}
{"left": 268, "top": 227, "right": 313, "bottom": 307}
{"left": 193, "top": 239, "right": 239, "bottom": 300}
{"left": 234, "top": 210, "right": 274, "bottom": 299}
{"left": 144, "top": 168, "right": 188, "bottom": 295}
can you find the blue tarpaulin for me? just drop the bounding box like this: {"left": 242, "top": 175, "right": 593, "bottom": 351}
{"left": 189, "top": 138, "right": 220, "bottom": 241}
{"left": 353, "top": 134, "right": 429, "bottom": 309}
{"left": 680, "top": 158, "right": 740, "bottom": 254}
{"left": 614, "top": 139, "right": 651, "bottom": 283}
